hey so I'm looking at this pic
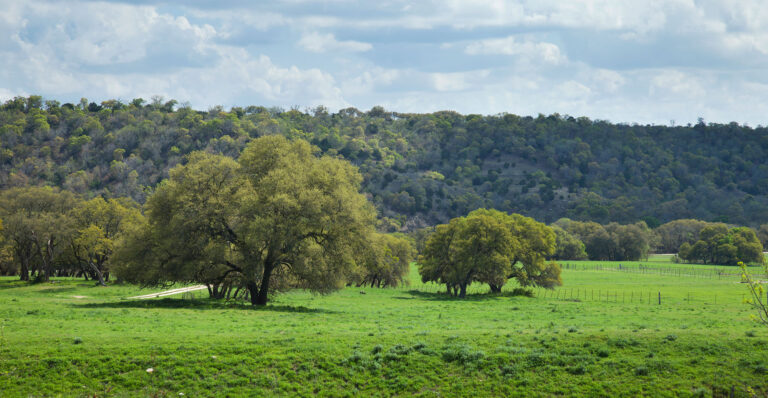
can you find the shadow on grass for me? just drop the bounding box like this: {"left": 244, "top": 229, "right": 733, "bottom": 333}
{"left": 0, "top": 281, "right": 31, "bottom": 290}
{"left": 72, "top": 298, "right": 335, "bottom": 314}
{"left": 0, "top": 279, "right": 101, "bottom": 290}
{"left": 400, "top": 289, "right": 536, "bottom": 302}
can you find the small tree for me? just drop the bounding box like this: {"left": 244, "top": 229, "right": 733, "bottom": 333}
{"left": 66, "top": 197, "right": 144, "bottom": 286}
{"left": 740, "top": 261, "right": 768, "bottom": 327}
{"left": 353, "top": 232, "right": 414, "bottom": 288}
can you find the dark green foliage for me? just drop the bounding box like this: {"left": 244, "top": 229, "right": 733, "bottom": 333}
{"left": 554, "top": 218, "right": 652, "bottom": 261}
{"left": 677, "top": 224, "right": 764, "bottom": 265}
{"left": 3, "top": 96, "right": 768, "bottom": 227}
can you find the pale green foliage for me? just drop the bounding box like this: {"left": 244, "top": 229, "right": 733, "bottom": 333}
{"left": 352, "top": 232, "right": 414, "bottom": 288}
{"left": 114, "top": 135, "right": 376, "bottom": 305}
{"left": 418, "top": 209, "right": 560, "bottom": 297}
{"left": 740, "top": 261, "right": 768, "bottom": 327}
{"left": 67, "top": 197, "right": 143, "bottom": 285}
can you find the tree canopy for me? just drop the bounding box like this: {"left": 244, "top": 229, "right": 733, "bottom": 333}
{"left": 114, "top": 135, "right": 377, "bottom": 305}
{"left": 418, "top": 209, "right": 560, "bottom": 297}
{"left": 678, "top": 224, "right": 764, "bottom": 265}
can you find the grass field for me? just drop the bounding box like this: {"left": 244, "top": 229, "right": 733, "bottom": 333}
{"left": 1, "top": 256, "right": 767, "bottom": 397}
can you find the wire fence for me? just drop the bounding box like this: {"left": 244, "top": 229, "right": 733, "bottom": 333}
{"left": 388, "top": 281, "right": 751, "bottom": 306}
{"left": 557, "top": 262, "right": 744, "bottom": 279}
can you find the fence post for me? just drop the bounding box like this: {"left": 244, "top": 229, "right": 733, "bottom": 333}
{"left": 658, "top": 292, "right": 661, "bottom": 305}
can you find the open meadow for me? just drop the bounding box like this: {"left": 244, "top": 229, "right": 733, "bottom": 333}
{"left": 1, "top": 256, "right": 766, "bottom": 397}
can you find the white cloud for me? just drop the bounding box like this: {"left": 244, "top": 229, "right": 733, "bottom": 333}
{"left": 298, "top": 32, "right": 372, "bottom": 53}
{"left": 431, "top": 70, "right": 490, "bottom": 92}
{"left": 650, "top": 70, "right": 707, "bottom": 98}
{"left": 464, "top": 36, "right": 565, "bottom": 64}
{"left": 589, "top": 69, "right": 626, "bottom": 93}
{"left": 340, "top": 67, "right": 401, "bottom": 96}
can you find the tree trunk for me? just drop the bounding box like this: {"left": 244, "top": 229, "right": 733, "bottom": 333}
{"left": 489, "top": 284, "right": 502, "bottom": 293}
{"left": 19, "top": 258, "right": 30, "bottom": 281}
{"left": 87, "top": 262, "right": 106, "bottom": 286}
{"left": 254, "top": 264, "right": 274, "bottom": 305}
{"left": 246, "top": 281, "right": 259, "bottom": 305}
{"left": 459, "top": 284, "right": 467, "bottom": 298}
{"left": 40, "top": 238, "right": 55, "bottom": 282}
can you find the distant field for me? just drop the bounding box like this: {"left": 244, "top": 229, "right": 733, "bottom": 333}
{"left": 0, "top": 259, "right": 766, "bottom": 397}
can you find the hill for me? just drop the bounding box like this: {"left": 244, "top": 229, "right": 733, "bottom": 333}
{"left": 2, "top": 96, "right": 767, "bottom": 229}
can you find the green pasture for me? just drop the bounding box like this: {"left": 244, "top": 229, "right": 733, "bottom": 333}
{"left": 0, "top": 259, "right": 766, "bottom": 397}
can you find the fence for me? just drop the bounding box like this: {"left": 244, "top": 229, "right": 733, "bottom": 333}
{"left": 392, "top": 282, "right": 749, "bottom": 306}
{"left": 558, "top": 263, "right": 744, "bottom": 280}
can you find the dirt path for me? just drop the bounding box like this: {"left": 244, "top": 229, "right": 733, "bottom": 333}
{"left": 127, "top": 285, "right": 208, "bottom": 299}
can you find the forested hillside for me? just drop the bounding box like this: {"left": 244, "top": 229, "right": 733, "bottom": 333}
{"left": 2, "top": 96, "right": 767, "bottom": 230}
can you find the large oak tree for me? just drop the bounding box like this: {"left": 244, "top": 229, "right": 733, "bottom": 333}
{"left": 114, "top": 135, "right": 376, "bottom": 305}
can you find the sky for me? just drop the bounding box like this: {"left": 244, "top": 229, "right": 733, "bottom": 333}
{"left": 1, "top": 0, "right": 767, "bottom": 125}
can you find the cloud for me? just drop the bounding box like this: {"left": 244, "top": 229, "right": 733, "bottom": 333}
{"left": 463, "top": 36, "right": 566, "bottom": 64}
{"left": 650, "top": 70, "right": 707, "bottom": 98}
{"left": 298, "top": 32, "right": 372, "bottom": 53}
{"left": 431, "top": 70, "right": 490, "bottom": 92}
{"left": 1, "top": 0, "right": 768, "bottom": 125}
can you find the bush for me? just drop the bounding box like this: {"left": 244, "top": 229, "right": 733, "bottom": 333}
{"left": 595, "top": 348, "right": 610, "bottom": 358}
{"left": 441, "top": 343, "right": 485, "bottom": 365}
{"left": 568, "top": 363, "right": 587, "bottom": 375}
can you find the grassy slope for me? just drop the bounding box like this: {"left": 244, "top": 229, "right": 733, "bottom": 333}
{"left": 0, "top": 258, "right": 766, "bottom": 397}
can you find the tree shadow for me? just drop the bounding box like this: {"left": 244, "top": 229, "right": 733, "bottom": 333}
{"left": 0, "top": 281, "right": 31, "bottom": 290}
{"left": 72, "top": 298, "right": 336, "bottom": 314}
{"left": 401, "top": 289, "right": 536, "bottom": 302}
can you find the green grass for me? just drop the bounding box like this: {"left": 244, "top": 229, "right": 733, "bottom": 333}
{"left": 1, "top": 262, "right": 767, "bottom": 397}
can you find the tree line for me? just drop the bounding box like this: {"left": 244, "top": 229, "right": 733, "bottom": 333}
{"left": 2, "top": 95, "right": 768, "bottom": 230}
{"left": 518, "top": 218, "right": 764, "bottom": 264}
{"left": 0, "top": 136, "right": 416, "bottom": 305}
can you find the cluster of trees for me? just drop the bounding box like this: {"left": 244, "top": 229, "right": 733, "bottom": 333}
{"left": 678, "top": 225, "right": 764, "bottom": 265}
{"left": 0, "top": 187, "right": 142, "bottom": 285}
{"left": 547, "top": 218, "right": 765, "bottom": 265}
{"left": 2, "top": 96, "right": 768, "bottom": 230}
{"left": 1, "top": 136, "right": 415, "bottom": 305}
{"left": 550, "top": 219, "right": 652, "bottom": 261}
{"left": 418, "top": 209, "right": 561, "bottom": 297}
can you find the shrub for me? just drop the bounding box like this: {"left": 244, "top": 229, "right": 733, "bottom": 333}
{"left": 596, "top": 348, "right": 610, "bottom": 358}
{"left": 441, "top": 343, "right": 485, "bottom": 365}
{"left": 568, "top": 364, "right": 587, "bottom": 375}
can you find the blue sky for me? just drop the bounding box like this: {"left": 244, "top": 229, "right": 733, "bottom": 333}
{"left": 1, "top": 0, "right": 767, "bottom": 125}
